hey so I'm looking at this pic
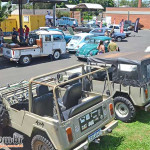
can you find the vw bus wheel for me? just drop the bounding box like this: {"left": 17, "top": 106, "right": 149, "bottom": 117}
{"left": 31, "top": 135, "right": 55, "bottom": 150}
{"left": 114, "top": 96, "right": 136, "bottom": 123}
{"left": 19, "top": 55, "right": 32, "bottom": 65}
{"left": 53, "top": 51, "right": 60, "bottom": 60}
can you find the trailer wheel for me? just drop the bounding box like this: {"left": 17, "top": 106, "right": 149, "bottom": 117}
{"left": 53, "top": 51, "right": 61, "bottom": 60}
{"left": 31, "top": 135, "right": 55, "bottom": 150}
{"left": 114, "top": 96, "right": 136, "bottom": 123}
{"left": 19, "top": 55, "right": 32, "bottom": 65}
{"left": 0, "top": 104, "right": 9, "bottom": 128}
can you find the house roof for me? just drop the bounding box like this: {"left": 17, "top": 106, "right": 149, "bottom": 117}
{"left": 74, "top": 3, "right": 104, "bottom": 10}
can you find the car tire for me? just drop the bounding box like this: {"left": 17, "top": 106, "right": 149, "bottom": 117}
{"left": 19, "top": 55, "right": 32, "bottom": 65}
{"left": 29, "top": 38, "right": 35, "bottom": 45}
{"left": 53, "top": 50, "right": 61, "bottom": 60}
{"left": 0, "top": 103, "right": 9, "bottom": 128}
{"left": 114, "top": 96, "right": 136, "bottom": 123}
{"left": 77, "top": 57, "right": 82, "bottom": 61}
{"left": 31, "top": 135, "right": 56, "bottom": 150}
{"left": 116, "top": 37, "right": 122, "bottom": 42}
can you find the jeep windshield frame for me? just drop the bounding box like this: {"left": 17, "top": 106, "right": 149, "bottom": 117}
{"left": 29, "top": 64, "right": 110, "bottom": 123}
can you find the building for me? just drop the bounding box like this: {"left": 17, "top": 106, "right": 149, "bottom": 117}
{"left": 104, "top": 7, "right": 150, "bottom": 29}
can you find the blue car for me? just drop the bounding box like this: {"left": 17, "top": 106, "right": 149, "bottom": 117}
{"left": 89, "top": 28, "right": 126, "bottom": 42}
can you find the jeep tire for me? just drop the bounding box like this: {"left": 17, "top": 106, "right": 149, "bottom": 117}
{"left": 0, "top": 103, "right": 9, "bottom": 128}
{"left": 31, "top": 135, "right": 55, "bottom": 150}
{"left": 114, "top": 96, "right": 136, "bottom": 123}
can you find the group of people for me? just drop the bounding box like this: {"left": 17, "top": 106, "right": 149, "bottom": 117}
{"left": 97, "top": 28, "right": 118, "bottom": 54}
{"left": 12, "top": 25, "right": 29, "bottom": 43}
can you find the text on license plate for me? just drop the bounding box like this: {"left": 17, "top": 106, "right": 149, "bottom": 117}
{"left": 88, "top": 129, "right": 102, "bottom": 143}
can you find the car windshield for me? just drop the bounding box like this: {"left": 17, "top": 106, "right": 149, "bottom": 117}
{"left": 72, "top": 36, "right": 81, "bottom": 41}
{"left": 118, "top": 64, "right": 138, "bottom": 80}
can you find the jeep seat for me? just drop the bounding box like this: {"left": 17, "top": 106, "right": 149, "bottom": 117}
{"left": 33, "top": 85, "right": 53, "bottom": 117}
{"left": 62, "top": 82, "right": 82, "bottom": 110}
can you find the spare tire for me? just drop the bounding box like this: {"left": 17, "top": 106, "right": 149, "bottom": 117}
{"left": 0, "top": 104, "right": 9, "bottom": 128}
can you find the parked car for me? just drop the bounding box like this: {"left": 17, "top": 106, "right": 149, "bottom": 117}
{"left": 29, "top": 27, "right": 72, "bottom": 45}
{"left": 66, "top": 33, "right": 94, "bottom": 52}
{"left": 74, "top": 24, "right": 100, "bottom": 33}
{"left": 3, "top": 30, "right": 66, "bottom": 65}
{"left": 90, "top": 28, "right": 126, "bottom": 42}
{"left": 108, "top": 24, "right": 131, "bottom": 37}
{"left": 76, "top": 36, "right": 111, "bottom": 60}
{"left": 57, "top": 17, "right": 78, "bottom": 27}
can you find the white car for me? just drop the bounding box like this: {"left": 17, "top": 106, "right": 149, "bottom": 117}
{"left": 108, "top": 24, "right": 131, "bottom": 37}
{"left": 66, "top": 33, "right": 93, "bottom": 52}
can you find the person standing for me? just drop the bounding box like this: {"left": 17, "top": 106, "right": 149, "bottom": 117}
{"left": 108, "top": 39, "right": 118, "bottom": 52}
{"left": 97, "top": 40, "right": 105, "bottom": 54}
{"left": 18, "top": 27, "right": 25, "bottom": 42}
{"left": 24, "top": 25, "right": 29, "bottom": 42}
{"left": 0, "top": 28, "right": 4, "bottom": 43}
{"left": 12, "top": 28, "right": 18, "bottom": 43}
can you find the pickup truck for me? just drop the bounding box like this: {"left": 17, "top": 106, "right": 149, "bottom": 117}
{"left": 89, "top": 28, "right": 126, "bottom": 42}
{"left": 3, "top": 30, "right": 66, "bottom": 65}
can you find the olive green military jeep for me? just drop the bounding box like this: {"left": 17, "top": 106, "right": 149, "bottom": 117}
{"left": 88, "top": 51, "right": 150, "bottom": 123}
{"left": 0, "top": 64, "right": 117, "bottom": 150}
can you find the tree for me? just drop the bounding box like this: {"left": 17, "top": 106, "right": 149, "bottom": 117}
{"left": 0, "top": 0, "right": 12, "bottom": 25}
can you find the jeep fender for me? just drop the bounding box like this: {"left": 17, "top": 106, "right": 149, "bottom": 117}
{"left": 112, "top": 91, "right": 136, "bottom": 105}
{"left": 31, "top": 126, "right": 57, "bottom": 150}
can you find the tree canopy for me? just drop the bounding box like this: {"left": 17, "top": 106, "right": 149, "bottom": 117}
{"left": 0, "top": 0, "right": 12, "bottom": 22}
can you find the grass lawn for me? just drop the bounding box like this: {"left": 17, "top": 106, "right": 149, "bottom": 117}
{"left": 89, "top": 110, "right": 150, "bottom": 150}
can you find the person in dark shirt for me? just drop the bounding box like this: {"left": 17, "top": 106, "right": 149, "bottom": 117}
{"left": 12, "top": 28, "right": 18, "bottom": 43}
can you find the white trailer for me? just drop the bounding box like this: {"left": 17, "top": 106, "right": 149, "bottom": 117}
{"left": 3, "top": 31, "right": 66, "bottom": 65}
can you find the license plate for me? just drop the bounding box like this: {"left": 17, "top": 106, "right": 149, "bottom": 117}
{"left": 79, "top": 55, "right": 85, "bottom": 58}
{"left": 88, "top": 129, "right": 102, "bottom": 143}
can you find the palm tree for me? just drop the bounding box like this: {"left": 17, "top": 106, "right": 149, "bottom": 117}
{"left": 0, "top": 0, "right": 12, "bottom": 26}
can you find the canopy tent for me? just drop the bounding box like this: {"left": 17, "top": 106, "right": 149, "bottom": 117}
{"left": 66, "top": 3, "right": 104, "bottom": 22}
{"left": 74, "top": 3, "right": 104, "bottom": 10}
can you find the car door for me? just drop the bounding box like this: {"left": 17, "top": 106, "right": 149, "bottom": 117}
{"left": 52, "top": 34, "right": 66, "bottom": 54}
{"left": 42, "top": 34, "right": 53, "bottom": 55}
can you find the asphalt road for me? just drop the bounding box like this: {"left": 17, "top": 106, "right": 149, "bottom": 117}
{"left": 0, "top": 30, "right": 150, "bottom": 87}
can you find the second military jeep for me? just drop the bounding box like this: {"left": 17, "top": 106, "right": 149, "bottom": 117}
{"left": 88, "top": 51, "right": 150, "bottom": 123}
{"left": 0, "top": 64, "right": 117, "bottom": 150}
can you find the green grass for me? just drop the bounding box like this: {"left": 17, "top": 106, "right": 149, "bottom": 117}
{"left": 89, "top": 110, "right": 150, "bottom": 150}
{"left": 4, "top": 39, "right": 12, "bottom": 43}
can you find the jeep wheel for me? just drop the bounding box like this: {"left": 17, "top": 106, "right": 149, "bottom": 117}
{"left": 116, "top": 37, "right": 122, "bottom": 42}
{"left": 53, "top": 51, "right": 61, "bottom": 60}
{"left": 31, "top": 135, "right": 55, "bottom": 150}
{"left": 0, "top": 104, "right": 9, "bottom": 128}
{"left": 19, "top": 55, "right": 32, "bottom": 65}
{"left": 114, "top": 97, "right": 136, "bottom": 123}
